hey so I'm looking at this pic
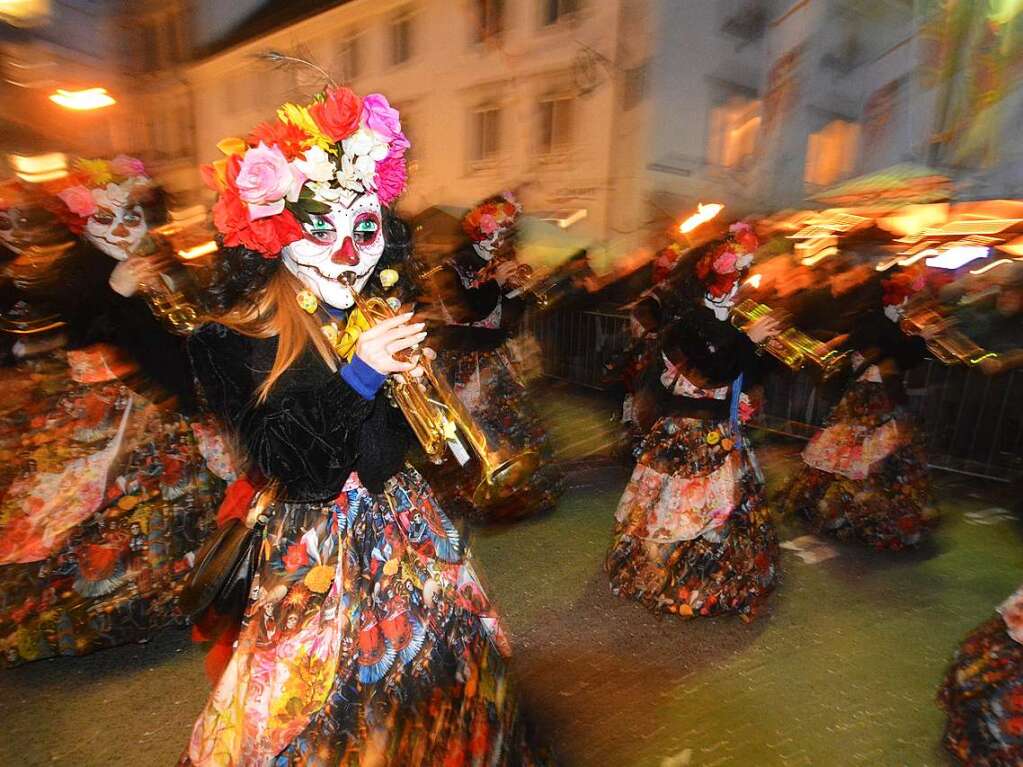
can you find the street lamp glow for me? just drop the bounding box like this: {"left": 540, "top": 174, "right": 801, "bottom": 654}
{"left": 49, "top": 87, "right": 116, "bottom": 111}
{"left": 924, "top": 245, "right": 989, "bottom": 270}
{"left": 679, "top": 202, "right": 724, "bottom": 234}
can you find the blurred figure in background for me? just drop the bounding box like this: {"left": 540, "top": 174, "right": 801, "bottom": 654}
{"left": 781, "top": 265, "right": 938, "bottom": 550}
{"left": 422, "top": 192, "right": 563, "bottom": 523}
{"left": 605, "top": 225, "right": 781, "bottom": 621}
{"left": 0, "top": 157, "right": 226, "bottom": 668}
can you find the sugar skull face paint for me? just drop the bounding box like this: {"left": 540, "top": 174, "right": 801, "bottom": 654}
{"left": 85, "top": 202, "right": 147, "bottom": 261}
{"left": 281, "top": 192, "right": 385, "bottom": 310}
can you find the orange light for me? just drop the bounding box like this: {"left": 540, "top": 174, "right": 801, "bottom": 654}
{"left": 679, "top": 203, "right": 723, "bottom": 234}
{"left": 49, "top": 87, "right": 115, "bottom": 111}
{"left": 745, "top": 273, "right": 762, "bottom": 289}
{"left": 177, "top": 241, "right": 218, "bottom": 260}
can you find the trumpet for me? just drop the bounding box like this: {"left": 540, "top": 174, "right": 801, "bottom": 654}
{"left": 476, "top": 253, "right": 534, "bottom": 291}
{"left": 135, "top": 238, "right": 200, "bottom": 335}
{"left": 899, "top": 303, "right": 994, "bottom": 366}
{"left": 730, "top": 299, "right": 849, "bottom": 380}
{"left": 339, "top": 274, "right": 539, "bottom": 507}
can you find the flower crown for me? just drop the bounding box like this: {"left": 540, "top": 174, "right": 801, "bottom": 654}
{"left": 462, "top": 192, "right": 522, "bottom": 243}
{"left": 879, "top": 265, "right": 928, "bottom": 308}
{"left": 694, "top": 222, "right": 759, "bottom": 299}
{"left": 52, "top": 156, "right": 153, "bottom": 234}
{"left": 202, "top": 86, "right": 409, "bottom": 258}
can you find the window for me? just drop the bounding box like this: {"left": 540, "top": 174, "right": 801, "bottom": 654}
{"left": 537, "top": 95, "right": 574, "bottom": 155}
{"left": 391, "top": 8, "right": 414, "bottom": 66}
{"left": 469, "top": 105, "right": 501, "bottom": 165}
{"left": 541, "top": 0, "right": 579, "bottom": 26}
{"left": 623, "top": 62, "right": 648, "bottom": 110}
{"left": 473, "top": 0, "right": 504, "bottom": 43}
{"left": 804, "top": 119, "right": 860, "bottom": 187}
{"left": 707, "top": 97, "right": 761, "bottom": 169}
{"left": 337, "top": 34, "right": 362, "bottom": 83}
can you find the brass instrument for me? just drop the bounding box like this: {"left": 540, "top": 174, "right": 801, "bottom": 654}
{"left": 136, "top": 237, "right": 201, "bottom": 335}
{"left": 899, "top": 303, "right": 994, "bottom": 366}
{"left": 339, "top": 274, "right": 539, "bottom": 507}
{"left": 730, "top": 299, "right": 849, "bottom": 380}
{"left": 476, "top": 253, "right": 533, "bottom": 291}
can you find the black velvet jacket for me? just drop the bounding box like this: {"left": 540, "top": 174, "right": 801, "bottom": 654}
{"left": 188, "top": 323, "right": 412, "bottom": 501}
{"left": 60, "top": 243, "right": 197, "bottom": 411}
{"left": 847, "top": 308, "right": 928, "bottom": 404}
{"left": 429, "top": 243, "right": 525, "bottom": 352}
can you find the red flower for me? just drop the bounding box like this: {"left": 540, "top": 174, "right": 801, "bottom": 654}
{"left": 283, "top": 541, "right": 310, "bottom": 573}
{"left": 310, "top": 86, "right": 362, "bottom": 142}
{"left": 247, "top": 120, "right": 310, "bottom": 160}
{"left": 1002, "top": 716, "right": 1023, "bottom": 738}
{"left": 212, "top": 155, "right": 304, "bottom": 257}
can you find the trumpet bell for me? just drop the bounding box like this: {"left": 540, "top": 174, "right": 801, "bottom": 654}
{"left": 471, "top": 449, "right": 540, "bottom": 507}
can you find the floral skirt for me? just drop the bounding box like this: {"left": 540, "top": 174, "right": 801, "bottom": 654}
{"left": 938, "top": 616, "right": 1023, "bottom": 766}
{"left": 428, "top": 343, "right": 563, "bottom": 523}
{"left": 781, "top": 381, "right": 934, "bottom": 550}
{"left": 180, "top": 467, "right": 551, "bottom": 767}
{"left": 605, "top": 415, "right": 778, "bottom": 620}
{"left": 0, "top": 350, "right": 225, "bottom": 667}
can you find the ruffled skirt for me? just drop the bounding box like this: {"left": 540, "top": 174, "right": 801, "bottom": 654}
{"left": 0, "top": 348, "right": 225, "bottom": 666}
{"left": 428, "top": 342, "right": 563, "bottom": 523}
{"left": 782, "top": 381, "right": 934, "bottom": 550}
{"left": 180, "top": 467, "right": 551, "bottom": 766}
{"left": 605, "top": 415, "right": 778, "bottom": 620}
{"left": 938, "top": 615, "right": 1023, "bottom": 766}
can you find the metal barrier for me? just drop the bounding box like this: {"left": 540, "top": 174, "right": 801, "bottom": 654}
{"left": 526, "top": 307, "right": 1023, "bottom": 482}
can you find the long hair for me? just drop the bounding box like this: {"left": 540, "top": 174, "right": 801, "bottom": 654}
{"left": 199, "top": 209, "right": 413, "bottom": 403}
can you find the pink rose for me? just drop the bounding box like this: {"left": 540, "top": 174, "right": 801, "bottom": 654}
{"left": 478, "top": 213, "right": 499, "bottom": 236}
{"left": 58, "top": 185, "right": 97, "bottom": 217}
{"left": 713, "top": 248, "right": 739, "bottom": 274}
{"left": 234, "top": 142, "right": 297, "bottom": 219}
{"left": 374, "top": 155, "right": 407, "bottom": 206}
{"left": 361, "top": 94, "right": 410, "bottom": 158}
{"left": 110, "top": 155, "right": 146, "bottom": 177}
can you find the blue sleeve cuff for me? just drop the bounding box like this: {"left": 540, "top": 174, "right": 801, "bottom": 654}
{"left": 340, "top": 355, "right": 387, "bottom": 400}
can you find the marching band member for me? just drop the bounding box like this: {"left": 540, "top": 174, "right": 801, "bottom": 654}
{"left": 605, "top": 225, "right": 781, "bottom": 621}
{"left": 0, "top": 157, "right": 225, "bottom": 667}
{"left": 423, "top": 192, "right": 563, "bottom": 522}
{"left": 179, "top": 84, "right": 550, "bottom": 765}
{"left": 782, "top": 266, "right": 937, "bottom": 550}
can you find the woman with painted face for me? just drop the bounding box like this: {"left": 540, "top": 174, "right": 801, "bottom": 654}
{"left": 178, "top": 85, "right": 551, "bottom": 766}
{"left": 0, "top": 158, "right": 227, "bottom": 669}
{"left": 52, "top": 159, "right": 198, "bottom": 411}
{"left": 605, "top": 226, "right": 783, "bottom": 621}
{"left": 421, "top": 192, "right": 564, "bottom": 523}
{"left": 781, "top": 265, "right": 937, "bottom": 550}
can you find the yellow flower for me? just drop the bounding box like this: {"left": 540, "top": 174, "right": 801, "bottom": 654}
{"left": 303, "top": 565, "right": 334, "bottom": 594}
{"left": 706, "top": 430, "right": 721, "bottom": 446}
{"left": 74, "top": 158, "right": 112, "bottom": 186}
{"left": 216, "top": 137, "right": 247, "bottom": 157}
{"left": 277, "top": 102, "right": 334, "bottom": 153}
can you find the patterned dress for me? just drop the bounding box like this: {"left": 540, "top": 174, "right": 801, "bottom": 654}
{"left": 938, "top": 586, "right": 1023, "bottom": 766}
{"left": 605, "top": 310, "right": 779, "bottom": 620}
{"left": 181, "top": 324, "right": 552, "bottom": 766}
{"left": 0, "top": 346, "right": 226, "bottom": 666}
{"left": 782, "top": 374, "right": 934, "bottom": 550}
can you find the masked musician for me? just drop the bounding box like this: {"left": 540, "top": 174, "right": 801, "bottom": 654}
{"left": 781, "top": 265, "right": 938, "bottom": 550}
{"left": 0, "top": 158, "right": 227, "bottom": 669}
{"left": 178, "top": 84, "right": 550, "bottom": 766}
{"left": 938, "top": 583, "right": 1023, "bottom": 766}
{"left": 421, "top": 192, "right": 563, "bottom": 522}
{"left": 605, "top": 224, "right": 782, "bottom": 621}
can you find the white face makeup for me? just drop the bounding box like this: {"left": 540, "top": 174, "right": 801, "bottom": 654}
{"left": 703, "top": 281, "right": 741, "bottom": 320}
{"left": 471, "top": 228, "right": 510, "bottom": 262}
{"left": 85, "top": 203, "right": 147, "bottom": 261}
{"left": 281, "top": 193, "right": 385, "bottom": 310}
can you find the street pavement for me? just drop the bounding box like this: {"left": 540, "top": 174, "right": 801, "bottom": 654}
{"left": 1, "top": 386, "right": 1020, "bottom": 766}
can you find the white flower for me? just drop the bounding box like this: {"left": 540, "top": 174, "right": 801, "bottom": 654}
{"left": 353, "top": 154, "right": 377, "bottom": 188}
{"left": 92, "top": 182, "right": 130, "bottom": 209}
{"left": 342, "top": 128, "right": 389, "bottom": 162}
{"left": 335, "top": 153, "right": 374, "bottom": 192}
{"left": 292, "top": 146, "right": 335, "bottom": 184}
{"left": 308, "top": 180, "right": 344, "bottom": 203}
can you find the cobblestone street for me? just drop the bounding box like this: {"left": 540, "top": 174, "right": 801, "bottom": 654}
{"left": 1, "top": 387, "right": 1020, "bottom": 767}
